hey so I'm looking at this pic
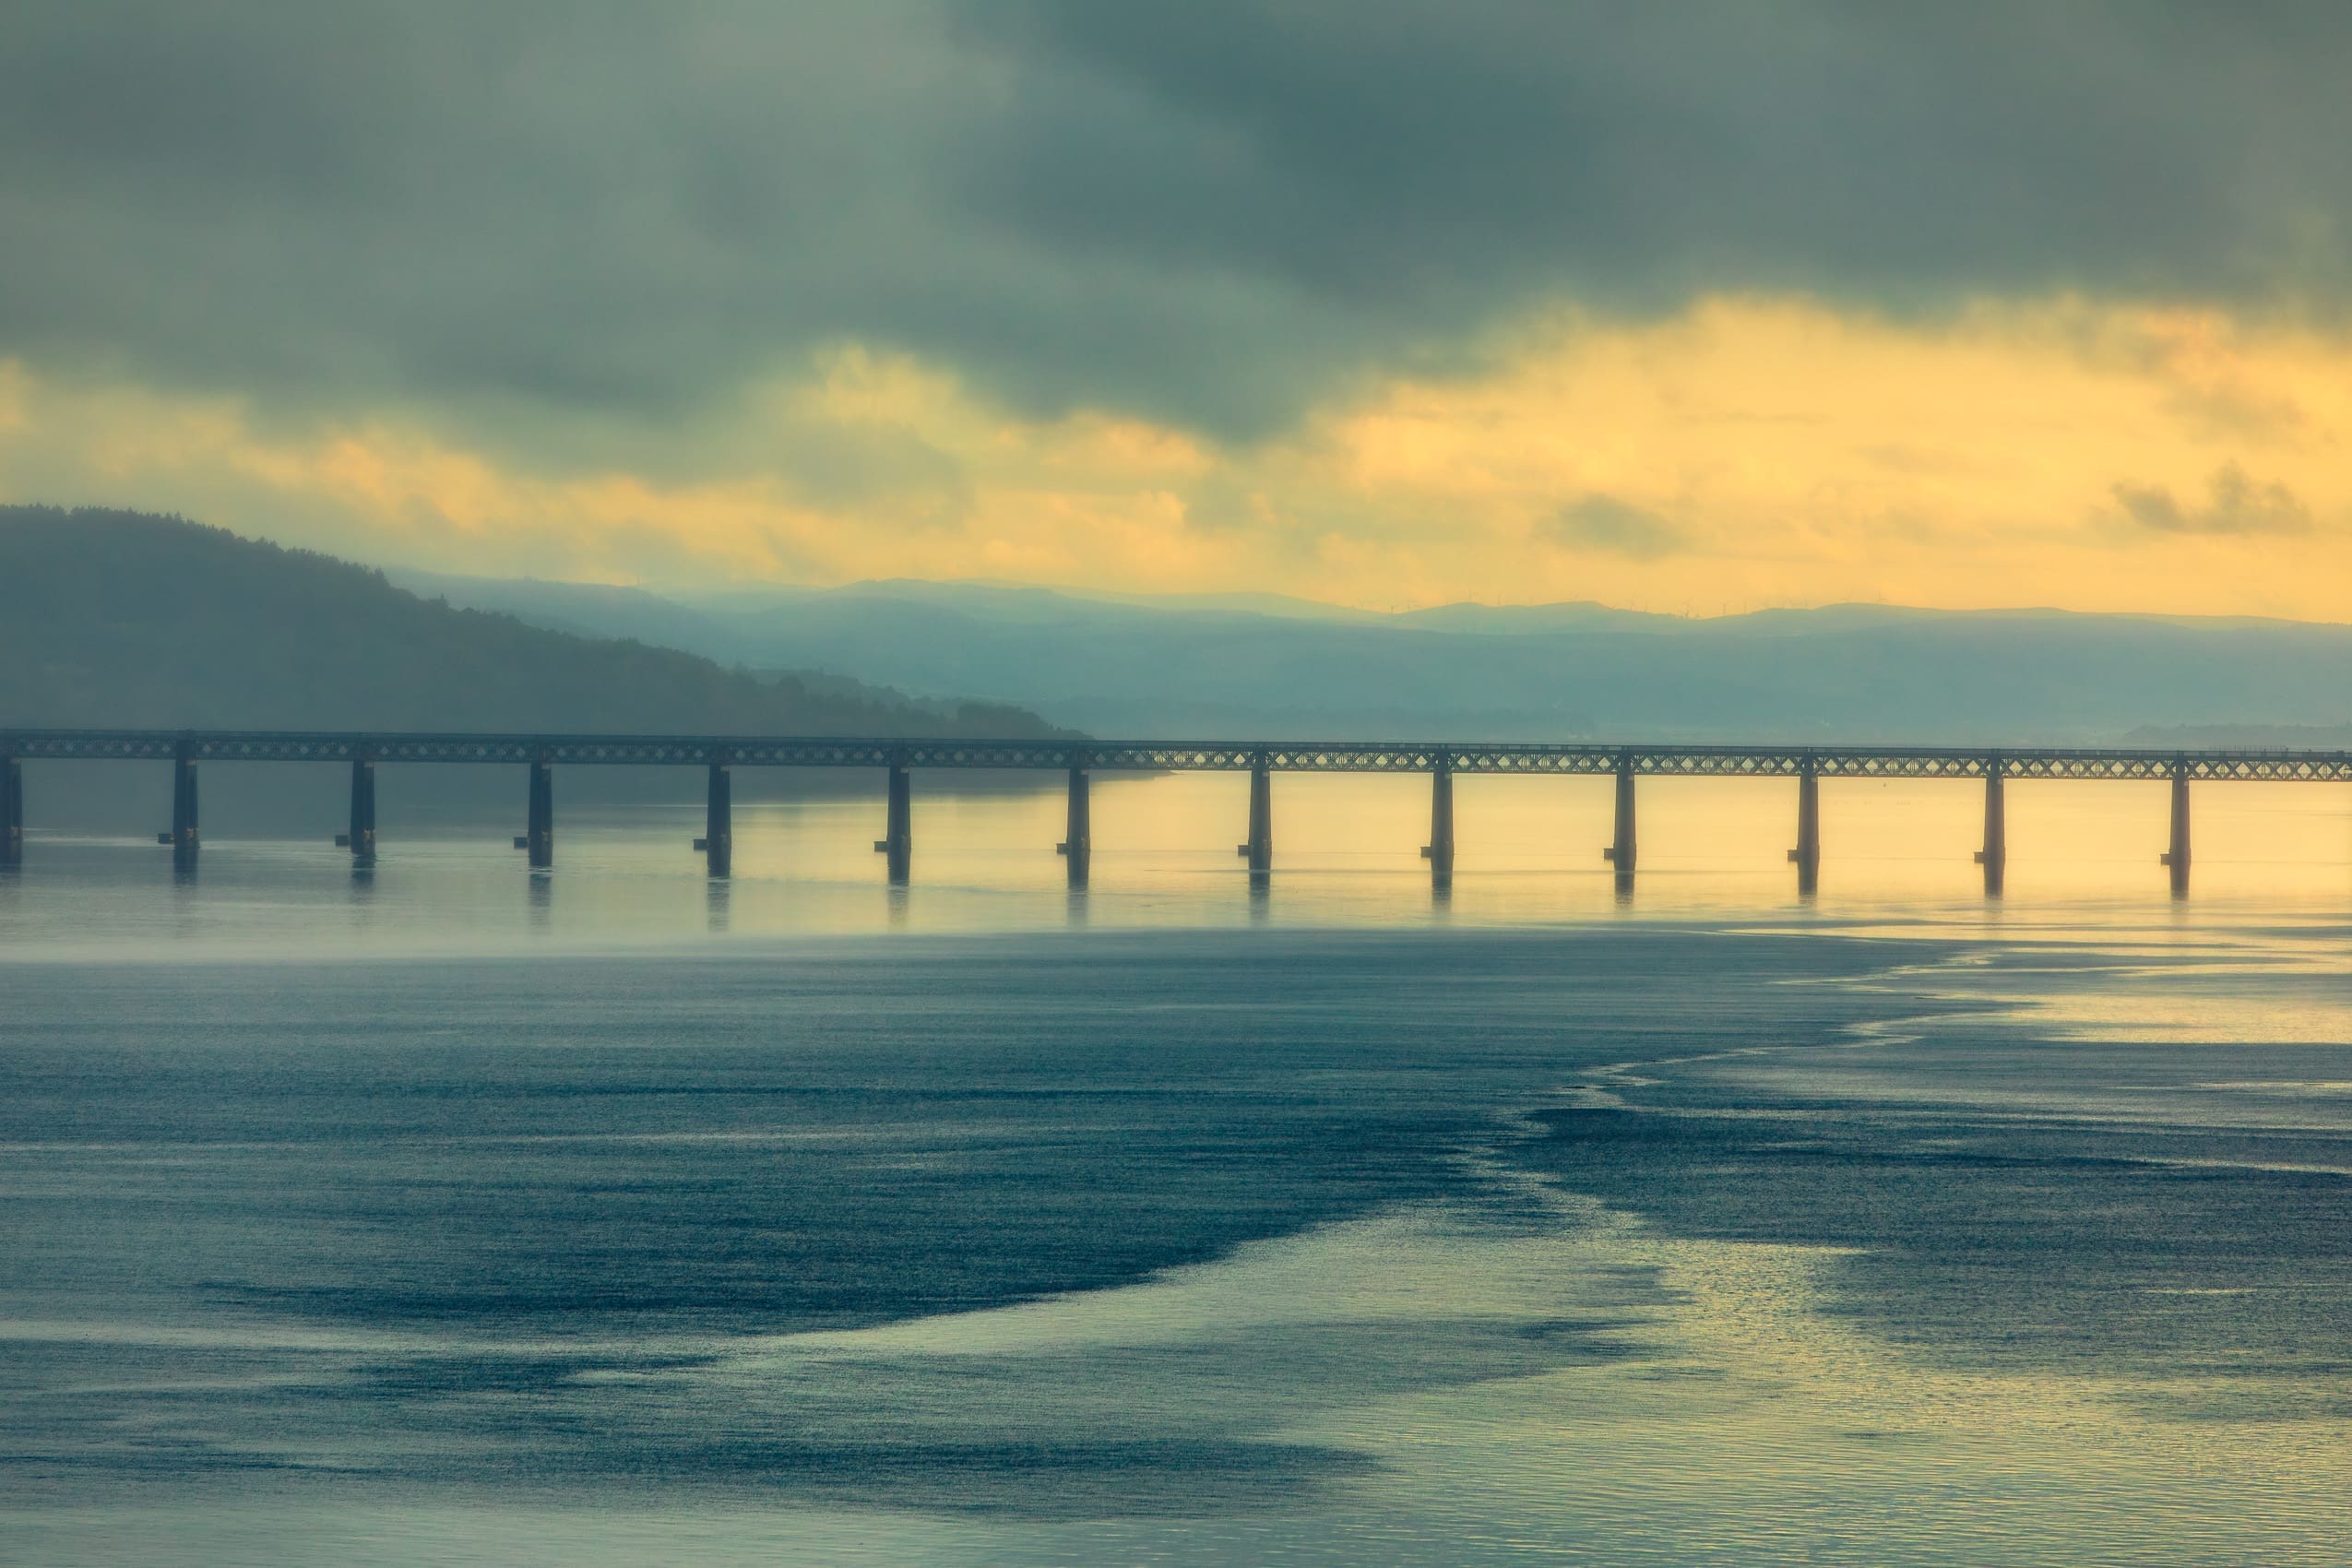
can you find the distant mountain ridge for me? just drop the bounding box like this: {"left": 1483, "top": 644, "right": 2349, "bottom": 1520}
{"left": 9, "top": 505, "right": 2345, "bottom": 748}
{"left": 389, "top": 570, "right": 2352, "bottom": 745}
{"left": 0, "top": 506, "right": 1063, "bottom": 738}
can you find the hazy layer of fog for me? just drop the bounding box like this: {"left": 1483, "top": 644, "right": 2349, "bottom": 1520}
{"left": 396, "top": 570, "right": 2352, "bottom": 744}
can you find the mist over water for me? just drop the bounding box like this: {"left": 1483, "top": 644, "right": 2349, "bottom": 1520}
{"left": 7, "top": 771, "right": 2351, "bottom": 952}
{"left": 4, "top": 773, "right": 2350, "bottom": 1563}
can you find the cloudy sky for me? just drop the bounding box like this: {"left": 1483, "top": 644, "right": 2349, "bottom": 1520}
{"left": 5, "top": 1, "right": 2351, "bottom": 615}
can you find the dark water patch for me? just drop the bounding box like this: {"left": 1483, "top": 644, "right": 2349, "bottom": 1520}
{"left": 337, "top": 1353, "right": 720, "bottom": 1397}
{"left": 0, "top": 923, "right": 1990, "bottom": 1519}
{"left": 2, "top": 927, "right": 1940, "bottom": 1338}
{"left": 0, "top": 1311, "right": 1650, "bottom": 1514}
{"left": 446, "top": 1435, "right": 1384, "bottom": 1519}
{"left": 1526, "top": 1030, "right": 2352, "bottom": 1400}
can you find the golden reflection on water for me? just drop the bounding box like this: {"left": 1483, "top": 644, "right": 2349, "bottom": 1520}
{"left": 3, "top": 772, "right": 2347, "bottom": 959}
{"left": 28, "top": 1194, "right": 2341, "bottom": 1566}
{"left": 1334, "top": 1222, "right": 2352, "bottom": 1567}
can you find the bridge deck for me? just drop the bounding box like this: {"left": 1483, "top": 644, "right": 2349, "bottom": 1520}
{"left": 5, "top": 730, "right": 2350, "bottom": 781}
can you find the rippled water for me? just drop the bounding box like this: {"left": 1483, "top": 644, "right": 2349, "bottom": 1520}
{"left": 3, "top": 774, "right": 2348, "bottom": 1562}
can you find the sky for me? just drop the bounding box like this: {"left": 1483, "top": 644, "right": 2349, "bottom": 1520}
{"left": 4, "top": 1, "right": 2352, "bottom": 618}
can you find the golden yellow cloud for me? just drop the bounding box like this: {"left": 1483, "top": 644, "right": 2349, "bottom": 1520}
{"left": 3, "top": 295, "right": 2348, "bottom": 619}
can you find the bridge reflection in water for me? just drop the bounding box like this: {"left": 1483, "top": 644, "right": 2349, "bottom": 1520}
{"left": 5, "top": 730, "right": 2350, "bottom": 897}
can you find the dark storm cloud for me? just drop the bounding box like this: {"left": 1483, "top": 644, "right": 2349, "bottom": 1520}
{"left": 2112, "top": 463, "right": 2313, "bottom": 537}
{"left": 1544, "top": 495, "right": 1687, "bottom": 561}
{"left": 3, "top": 1, "right": 2349, "bottom": 445}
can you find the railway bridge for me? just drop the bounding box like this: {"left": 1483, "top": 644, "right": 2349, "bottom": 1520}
{"left": 5, "top": 729, "right": 2350, "bottom": 896}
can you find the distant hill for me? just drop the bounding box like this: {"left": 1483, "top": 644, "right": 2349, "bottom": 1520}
{"left": 17, "top": 505, "right": 2347, "bottom": 750}
{"left": 0, "top": 506, "right": 1060, "bottom": 738}
{"left": 393, "top": 572, "right": 2352, "bottom": 745}
{"left": 0, "top": 507, "right": 1071, "bottom": 832}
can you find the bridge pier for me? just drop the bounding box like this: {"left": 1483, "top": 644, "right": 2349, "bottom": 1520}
{"left": 161, "top": 744, "right": 199, "bottom": 866}
{"left": 1789, "top": 758, "right": 1821, "bottom": 894}
{"left": 696, "top": 760, "right": 731, "bottom": 877}
{"left": 1602, "top": 751, "right": 1636, "bottom": 892}
{"left": 2162, "top": 762, "right": 2191, "bottom": 896}
{"left": 1422, "top": 760, "right": 1455, "bottom": 889}
{"left": 342, "top": 758, "right": 375, "bottom": 865}
{"left": 1975, "top": 756, "right": 2006, "bottom": 896}
{"left": 1238, "top": 756, "right": 1273, "bottom": 876}
{"left": 2, "top": 753, "right": 19, "bottom": 867}
{"left": 1058, "top": 766, "right": 1091, "bottom": 887}
{"left": 875, "top": 758, "right": 911, "bottom": 883}
{"left": 517, "top": 758, "right": 553, "bottom": 868}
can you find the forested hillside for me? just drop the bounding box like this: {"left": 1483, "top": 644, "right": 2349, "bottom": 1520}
{"left": 0, "top": 506, "right": 1059, "bottom": 737}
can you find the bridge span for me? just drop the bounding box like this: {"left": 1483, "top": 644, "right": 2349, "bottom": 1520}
{"left": 4, "top": 729, "right": 2349, "bottom": 896}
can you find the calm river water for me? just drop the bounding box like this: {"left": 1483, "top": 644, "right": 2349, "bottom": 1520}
{"left": 4, "top": 773, "right": 2349, "bottom": 1564}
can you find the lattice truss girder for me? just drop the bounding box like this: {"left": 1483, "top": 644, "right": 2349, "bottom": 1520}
{"left": 2, "top": 731, "right": 2348, "bottom": 781}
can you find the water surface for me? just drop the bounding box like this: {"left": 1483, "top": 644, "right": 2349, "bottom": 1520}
{"left": 4, "top": 774, "right": 2348, "bottom": 1562}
